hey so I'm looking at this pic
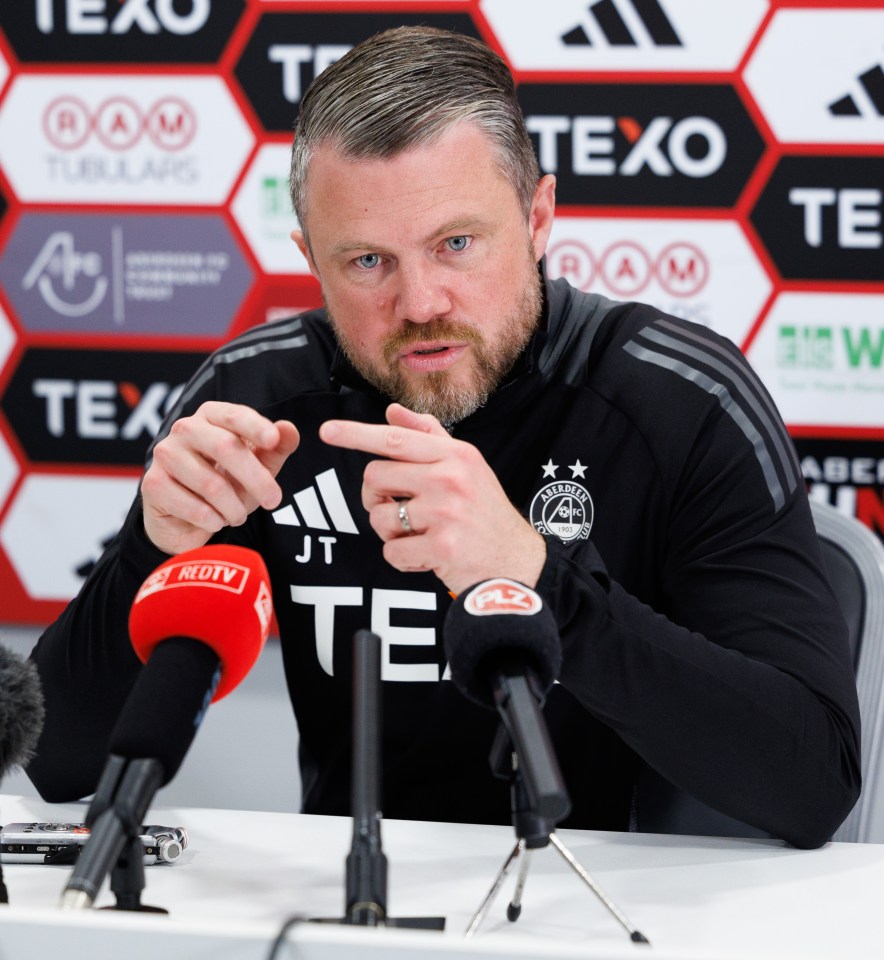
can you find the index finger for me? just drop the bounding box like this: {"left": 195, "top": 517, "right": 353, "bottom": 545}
{"left": 319, "top": 419, "right": 449, "bottom": 463}
{"left": 198, "top": 401, "right": 282, "bottom": 451}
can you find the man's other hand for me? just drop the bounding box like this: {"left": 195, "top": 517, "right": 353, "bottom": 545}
{"left": 141, "top": 401, "right": 299, "bottom": 555}
{"left": 319, "top": 403, "right": 545, "bottom": 595}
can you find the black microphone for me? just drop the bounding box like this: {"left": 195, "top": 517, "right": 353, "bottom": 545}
{"left": 0, "top": 643, "right": 46, "bottom": 904}
{"left": 443, "top": 578, "right": 571, "bottom": 824}
{"left": 60, "top": 545, "right": 273, "bottom": 910}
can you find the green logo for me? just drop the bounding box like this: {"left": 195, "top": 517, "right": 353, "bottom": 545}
{"left": 778, "top": 326, "right": 833, "bottom": 369}
{"left": 261, "top": 176, "right": 291, "bottom": 218}
{"left": 778, "top": 326, "right": 884, "bottom": 370}
{"left": 843, "top": 328, "right": 884, "bottom": 369}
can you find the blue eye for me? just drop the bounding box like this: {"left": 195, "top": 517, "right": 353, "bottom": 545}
{"left": 356, "top": 253, "right": 380, "bottom": 269}
{"left": 447, "top": 236, "right": 470, "bottom": 252}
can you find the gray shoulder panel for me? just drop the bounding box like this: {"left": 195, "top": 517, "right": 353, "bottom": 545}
{"left": 623, "top": 319, "right": 801, "bottom": 513}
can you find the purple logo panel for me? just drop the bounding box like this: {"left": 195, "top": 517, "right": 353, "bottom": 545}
{"left": 0, "top": 212, "right": 253, "bottom": 337}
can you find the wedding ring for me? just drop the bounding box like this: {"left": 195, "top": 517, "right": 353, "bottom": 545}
{"left": 397, "top": 501, "right": 412, "bottom": 534}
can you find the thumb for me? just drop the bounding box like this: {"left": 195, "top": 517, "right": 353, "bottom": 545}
{"left": 258, "top": 420, "right": 300, "bottom": 478}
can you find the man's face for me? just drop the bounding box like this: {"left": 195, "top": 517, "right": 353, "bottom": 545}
{"left": 293, "top": 124, "right": 556, "bottom": 424}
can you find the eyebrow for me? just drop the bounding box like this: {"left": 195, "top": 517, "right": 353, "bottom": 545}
{"left": 331, "top": 217, "right": 488, "bottom": 256}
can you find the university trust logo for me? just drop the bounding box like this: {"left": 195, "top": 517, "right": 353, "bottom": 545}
{"left": 529, "top": 459, "right": 594, "bottom": 543}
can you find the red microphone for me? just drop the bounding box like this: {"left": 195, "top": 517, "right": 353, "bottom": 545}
{"left": 128, "top": 543, "right": 273, "bottom": 702}
{"left": 61, "top": 545, "right": 273, "bottom": 910}
{"left": 111, "top": 544, "right": 272, "bottom": 779}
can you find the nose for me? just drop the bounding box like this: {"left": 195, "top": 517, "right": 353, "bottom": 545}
{"left": 393, "top": 260, "right": 452, "bottom": 324}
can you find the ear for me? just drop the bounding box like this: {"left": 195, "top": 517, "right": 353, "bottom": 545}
{"left": 291, "top": 228, "right": 320, "bottom": 281}
{"left": 528, "top": 174, "right": 556, "bottom": 262}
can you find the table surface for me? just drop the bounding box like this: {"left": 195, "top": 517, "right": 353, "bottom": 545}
{"left": 1, "top": 793, "right": 882, "bottom": 960}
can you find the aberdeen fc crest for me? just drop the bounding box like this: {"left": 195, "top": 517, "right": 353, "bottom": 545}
{"left": 530, "top": 461, "right": 594, "bottom": 543}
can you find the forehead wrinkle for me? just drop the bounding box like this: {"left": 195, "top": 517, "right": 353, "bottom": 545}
{"left": 308, "top": 128, "right": 521, "bottom": 253}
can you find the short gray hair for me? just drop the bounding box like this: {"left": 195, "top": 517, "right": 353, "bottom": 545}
{"left": 289, "top": 26, "right": 540, "bottom": 233}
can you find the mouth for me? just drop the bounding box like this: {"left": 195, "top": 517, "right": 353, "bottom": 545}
{"left": 398, "top": 342, "right": 468, "bottom": 372}
{"left": 411, "top": 345, "right": 449, "bottom": 355}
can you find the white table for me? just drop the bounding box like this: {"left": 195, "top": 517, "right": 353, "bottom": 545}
{"left": 0, "top": 793, "right": 881, "bottom": 960}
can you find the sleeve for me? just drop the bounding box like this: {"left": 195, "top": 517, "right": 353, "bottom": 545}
{"left": 538, "top": 397, "right": 862, "bottom": 850}
{"left": 26, "top": 498, "right": 173, "bottom": 801}
{"left": 25, "top": 351, "right": 234, "bottom": 802}
{"left": 24, "top": 314, "right": 324, "bottom": 802}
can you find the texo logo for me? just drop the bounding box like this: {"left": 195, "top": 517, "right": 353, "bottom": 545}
{"left": 752, "top": 157, "right": 884, "bottom": 281}
{"left": 33, "top": 379, "right": 183, "bottom": 441}
{"left": 789, "top": 189, "right": 882, "bottom": 250}
{"left": 0, "top": 1, "right": 242, "bottom": 63}
{"left": 2, "top": 348, "right": 206, "bottom": 465}
{"left": 35, "top": 0, "right": 211, "bottom": 35}
{"left": 269, "top": 45, "right": 351, "bottom": 104}
{"left": 235, "top": 11, "right": 482, "bottom": 132}
{"left": 290, "top": 584, "right": 445, "bottom": 681}
{"left": 527, "top": 114, "right": 726, "bottom": 179}
{"left": 518, "top": 83, "right": 763, "bottom": 207}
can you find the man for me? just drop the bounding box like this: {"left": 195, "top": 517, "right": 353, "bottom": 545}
{"left": 28, "top": 27, "right": 860, "bottom": 848}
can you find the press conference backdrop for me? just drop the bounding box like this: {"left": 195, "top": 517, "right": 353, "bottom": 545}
{"left": 0, "top": 0, "right": 881, "bottom": 626}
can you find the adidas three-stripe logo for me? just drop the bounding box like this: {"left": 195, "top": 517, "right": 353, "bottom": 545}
{"left": 623, "top": 319, "right": 801, "bottom": 513}
{"left": 272, "top": 468, "right": 359, "bottom": 534}
{"left": 829, "top": 63, "right": 884, "bottom": 118}
{"left": 562, "top": 0, "right": 682, "bottom": 48}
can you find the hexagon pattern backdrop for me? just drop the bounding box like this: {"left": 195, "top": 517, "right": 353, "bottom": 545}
{"left": 0, "top": 1, "right": 881, "bottom": 624}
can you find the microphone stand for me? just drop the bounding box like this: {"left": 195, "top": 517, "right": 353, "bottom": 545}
{"left": 310, "top": 629, "right": 444, "bottom": 931}
{"left": 61, "top": 754, "right": 166, "bottom": 912}
{"left": 344, "top": 627, "right": 388, "bottom": 926}
{"left": 465, "top": 725, "right": 650, "bottom": 945}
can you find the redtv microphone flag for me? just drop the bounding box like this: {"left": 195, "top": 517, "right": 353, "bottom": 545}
{"left": 128, "top": 543, "right": 273, "bottom": 702}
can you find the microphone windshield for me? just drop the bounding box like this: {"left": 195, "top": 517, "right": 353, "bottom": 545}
{"left": 0, "top": 644, "right": 45, "bottom": 777}
{"left": 443, "top": 578, "right": 562, "bottom": 709}
{"left": 112, "top": 545, "right": 274, "bottom": 783}
{"left": 128, "top": 544, "right": 273, "bottom": 702}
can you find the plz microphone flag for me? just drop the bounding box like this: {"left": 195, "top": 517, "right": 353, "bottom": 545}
{"left": 462, "top": 578, "right": 545, "bottom": 617}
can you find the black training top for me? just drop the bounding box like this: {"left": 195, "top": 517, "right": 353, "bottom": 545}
{"left": 28, "top": 270, "right": 861, "bottom": 849}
